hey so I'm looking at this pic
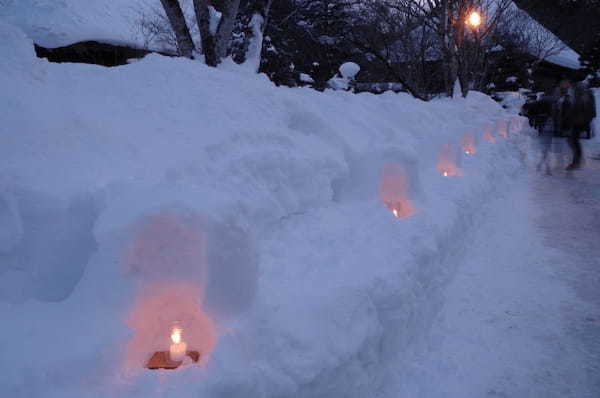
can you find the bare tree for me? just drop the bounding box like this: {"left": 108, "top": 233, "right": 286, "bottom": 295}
{"left": 159, "top": 0, "right": 196, "bottom": 58}
{"left": 149, "top": 0, "right": 256, "bottom": 67}
{"left": 193, "top": 0, "right": 218, "bottom": 66}
{"left": 215, "top": 0, "right": 242, "bottom": 60}
{"left": 499, "top": 8, "right": 565, "bottom": 65}
{"left": 382, "top": 0, "right": 512, "bottom": 96}
{"left": 345, "top": 0, "right": 437, "bottom": 100}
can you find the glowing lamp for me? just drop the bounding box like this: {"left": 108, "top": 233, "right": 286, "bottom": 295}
{"left": 466, "top": 11, "right": 482, "bottom": 28}
{"left": 169, "top": 326, "right": 187, "bottom": 362}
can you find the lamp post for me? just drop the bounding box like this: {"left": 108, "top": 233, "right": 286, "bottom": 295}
{"left": 459, "top": 8, "right": 484, "bottom": 95}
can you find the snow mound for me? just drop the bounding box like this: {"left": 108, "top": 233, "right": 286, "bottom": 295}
{"left": 339, "top": 61, "right": 360, "bottom": 79}
{"left": 0, "top": 23, "right": 528, "bottom": 398}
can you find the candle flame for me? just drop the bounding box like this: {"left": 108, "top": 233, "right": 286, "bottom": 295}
{"left": 171, "top": 327, "right": 183, "bottom": 344}
{"left": 443, "top": 171, "right": 448, "bottom": 177}
{"left": 392, "top": 209, "right": 399, "bottom": 218}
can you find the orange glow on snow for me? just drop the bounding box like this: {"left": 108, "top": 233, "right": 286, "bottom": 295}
{"left": 379, "top": 163, "right": 415, "bottom": 219}
{"left": 125, "top": 282, "right": 217, "bottom": 371}
{"left": 484, "top": 125, "right": 496, "bottom": 144}
{"left": 462, "top": 132, "right": 477, "bottom": 155}
{"left": 123, "top": 209, "right": 208, "bottom": 285}
{"left": 496, "top": 119, "right": 508, "bottom": 138}
{"left": 121, "top": 209, "right": 216, "bottom": 371}
{"left": 437, "top": 144, "right": 463, "bottom": 177}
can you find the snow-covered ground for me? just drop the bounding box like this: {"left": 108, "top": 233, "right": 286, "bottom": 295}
{"left": 390, "top": 156, "right": 600, "bottom": 398}
{"left": 1, "top": 15, "right": 599, "bottom": 398}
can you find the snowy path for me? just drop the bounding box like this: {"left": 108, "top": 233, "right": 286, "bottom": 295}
{"left": 392, "top": 157, "right": 600, "bottom": 397}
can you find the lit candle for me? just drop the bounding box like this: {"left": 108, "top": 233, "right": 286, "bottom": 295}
{"left": 169, "top": 327, "right": 187, "bottom": 362}
{"left": 443, "top": 171, "right": 448, "bottom": 177}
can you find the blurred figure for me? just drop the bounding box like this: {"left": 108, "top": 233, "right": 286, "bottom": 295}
{"left": 522, "top": 92, "right": 556, "bottom": 174}
{"left": 553, "top": 79, "right": 597, "bottom": 170}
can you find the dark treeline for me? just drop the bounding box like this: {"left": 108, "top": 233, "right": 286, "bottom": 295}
{"left": 132, "top": 0, "right": 600, "bottom": 97}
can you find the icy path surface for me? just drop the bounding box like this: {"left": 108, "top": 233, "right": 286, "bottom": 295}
{"left": 392, "top": 159, "right": 600, "bottom": 397}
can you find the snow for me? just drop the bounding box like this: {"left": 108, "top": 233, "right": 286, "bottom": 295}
{"left": 327, "top": 62, "right": 361, "bottom": 90}
{"left": 339, "top": 61, "right": 360, "bottom": 79}
{"left": 390, "top": 161, "right": 600, "bottom": 397}
{"left": 208, "top": 6, "right": 221, "bottom": 36}
{"left": 495, "top": 91, "right": 528, "bottom": 113}
{"left": 4, "top": 18, "right": 598, "bottom": 398}
{"left": 546, "top": 45, "right": 582, "bottom": 70}
{"left": 453, "top": 78, "right": 462, "bottom": 98}
{"left": 0, "top": 0, "right": 147, "bottom": 47}
{"left": 299, "top": 73, "right": 315, "bottom": 84}
{"left": 243, "top": 13, "right": 264, "bottom": 73}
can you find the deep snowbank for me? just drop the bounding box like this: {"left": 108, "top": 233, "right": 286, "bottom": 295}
{"left": 0, "top": 21, "right": 528, "bottom": 397}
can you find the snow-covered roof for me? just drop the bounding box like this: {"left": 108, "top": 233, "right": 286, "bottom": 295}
{"left": 544, "top": 45, "right": 582, "bottom": 70}
{"left": 0, "top": 0, "right": 144, "bottom": 47}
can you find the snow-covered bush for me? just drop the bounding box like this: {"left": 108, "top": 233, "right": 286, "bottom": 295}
{"left": 328, "top": 61, "right": 360, "bottom": 91}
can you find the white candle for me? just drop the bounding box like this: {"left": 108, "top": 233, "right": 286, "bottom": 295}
{"left": 169, "top": 327, "right": 187, "bottom": 362}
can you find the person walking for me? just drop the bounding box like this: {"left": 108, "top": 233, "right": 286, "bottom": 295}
{"left": 523, "top": 93, "right": 555, "bottom": 174}
{"left": 554, "top": 79, "right": 597, "bottom": 170}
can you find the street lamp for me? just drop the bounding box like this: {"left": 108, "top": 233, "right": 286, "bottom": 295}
{"left": 466, "top": 10, "right": 482, "bottom": 29}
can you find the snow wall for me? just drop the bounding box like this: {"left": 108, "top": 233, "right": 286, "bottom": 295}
{"left": 0, "top": 21, "right": 529, "bottom": 398}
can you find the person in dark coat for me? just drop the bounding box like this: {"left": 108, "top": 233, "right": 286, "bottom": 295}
{"left": 553, "top": 79, "right": 597, "bottom": 170}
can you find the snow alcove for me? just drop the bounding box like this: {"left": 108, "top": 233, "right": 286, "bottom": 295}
{"left": 379, "top": 163, "right": 416, "bottom": 219}
{"left": 462, "top": 132, "right": 477, "bottom": 155}
{"left": 484, "top": 123, "right": 497, "bottom": 144}
{"left": 496, "top": 118, "right": 509, "bottom": 138}
{"left": 437, "top": 143, "right": 463, "bottom": 177}
{"left": 120, "top": 206, "right": 258, "bottom": 372}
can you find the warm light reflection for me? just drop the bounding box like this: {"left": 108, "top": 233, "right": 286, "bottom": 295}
{"left": 484, "top": 125, "right": 496, "bottom": 144}
{"left": 497, "top": 119, "right": 508, "bottom": 138}
{"left": 379, "top": 163, "right": 416, "bottom": 219}
{"left": 462, "top": 132, "right": 477, "bottom": 155}
{"left": 438, "top": 144, "right": 463, "bottom": 177}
